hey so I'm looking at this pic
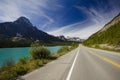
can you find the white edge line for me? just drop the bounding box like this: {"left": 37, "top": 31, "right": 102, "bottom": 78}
{"left": 66, "top": 48, "right": 79, "bottom": 80}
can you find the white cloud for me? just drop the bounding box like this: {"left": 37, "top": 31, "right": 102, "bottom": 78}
{"left": 0, "top": 0, "right": 23, "bottom": 22}
{"left": 48, "top": 20, "right": 104, "bottom": 39}
{"left": 63, "top": 24, "right": 104, "bottom": 39}
{"left": 48, "top": 4, "right": 120, "bottom": 39}
{"left": 0, "top": 0, "right": 60, "bottom": 23}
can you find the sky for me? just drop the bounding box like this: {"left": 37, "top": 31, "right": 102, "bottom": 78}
{"left": 0, "top": 0, "right": 120, "bottom": 39}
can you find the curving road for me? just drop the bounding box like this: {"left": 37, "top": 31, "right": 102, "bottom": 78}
{"left": 22, "top": 45, "right": 120, "bottom": 80}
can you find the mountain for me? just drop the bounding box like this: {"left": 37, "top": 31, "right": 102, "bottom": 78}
{"left": 83, "top": 13, "right": 120, "bottom": 50}
{"left": 0, "top": 17, "right": 62, "bottom": 47}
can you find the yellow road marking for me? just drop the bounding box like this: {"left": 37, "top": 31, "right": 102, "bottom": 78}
{"left": 88, "top": 50, "right": 120, "bottom": 68}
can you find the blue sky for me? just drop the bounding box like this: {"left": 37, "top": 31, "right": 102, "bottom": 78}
{"left": 0, "top": 0, "right": 120, "bottom": 39}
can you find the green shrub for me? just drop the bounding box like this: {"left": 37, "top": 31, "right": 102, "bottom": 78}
{"left": 57, "top": 46, "right": 70, "bottom": 53}
{"left": 70, "top": 43, "right": 79, "bottom": 49}
{"left": 0, "top": 67, "right": 17, "bottom": 80}
{"left": 19, "top": 57, "right": 29, "bottom": 64}
{"left": 14, "top": 64, "right": 29, "bottom": 75}
{"left": 30, "top": 46, "right": 50, "bottom": 60}
{"left": 27, "top": 60, "right": 43, "bottom": 71}
{"left": 31, "top": 42, "right": 41, "bottom": 47}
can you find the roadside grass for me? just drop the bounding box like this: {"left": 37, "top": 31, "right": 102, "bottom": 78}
{"left": 98, "top": 47, "right": 120, "bottom": 53}
{"left": 83, "top": 44, "right": 120, "bottom": 53}
{"left": 0, "top": 43, "right": 79, "bottom": 80}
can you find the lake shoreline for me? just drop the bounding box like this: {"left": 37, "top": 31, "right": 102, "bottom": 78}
{"left": 0, "top": 44, "right": 78, "bottom": 80}
{"left": 0, "top": 46, "right": 63, "bottom": 66}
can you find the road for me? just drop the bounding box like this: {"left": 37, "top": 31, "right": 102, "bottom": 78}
{"left": 21, "top": 45, "right": 120, "bottom": 80}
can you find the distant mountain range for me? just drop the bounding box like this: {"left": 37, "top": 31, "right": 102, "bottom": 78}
{"left": 0, "top": 17, "right": 62, "bottom": 47}
{"left": 57, "top": 35, "right": 84, "bottom": 42}
{"left": 83, "top": 13, "right": 120, "bottom": 50}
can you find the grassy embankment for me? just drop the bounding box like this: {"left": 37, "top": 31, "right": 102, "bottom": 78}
{"left": 83, "top": 13, "right": 120, "bottom": 52}
{"left": 83, "top": 21, "right": 120, "bottom": 52}
{"left": 0, "top": 42, "right": 78, "bottom": 80}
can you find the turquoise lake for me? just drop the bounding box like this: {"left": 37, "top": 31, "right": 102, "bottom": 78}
{"left": 0, "top": 46, "right": 62, "bottom": 66}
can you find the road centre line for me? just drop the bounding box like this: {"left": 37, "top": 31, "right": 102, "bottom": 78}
{"left": 88, "top": 50, "right": 120, "bottom": 68}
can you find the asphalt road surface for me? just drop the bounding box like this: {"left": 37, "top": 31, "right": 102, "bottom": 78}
{"left": 22, "top": 45, "right": 120, "bottom": 80}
